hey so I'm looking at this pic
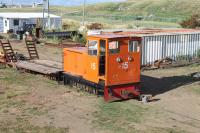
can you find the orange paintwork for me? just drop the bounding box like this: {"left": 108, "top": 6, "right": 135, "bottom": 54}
{"left": 84, "top": 55, "right": 99, "bottom": 83}
{"left": 63, "top": 47, "right": 87, "bottom": 76}
{"left": 63, "top": 34, "right": 141, "bottom": 86}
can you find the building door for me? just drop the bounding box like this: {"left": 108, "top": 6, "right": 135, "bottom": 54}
{"left": 3, "top": 19, "right": 9, "bottom": 33}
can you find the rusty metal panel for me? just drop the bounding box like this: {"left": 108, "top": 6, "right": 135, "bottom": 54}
{"left": 141, "top": 33, "right": 200, "bottom": 66}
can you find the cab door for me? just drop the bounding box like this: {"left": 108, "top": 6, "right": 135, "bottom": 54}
{"left": 99, "top": 40, "right": 106, "bottom": 77}
{"left": 84, "top": 39, "right": 100, "bottom": 83}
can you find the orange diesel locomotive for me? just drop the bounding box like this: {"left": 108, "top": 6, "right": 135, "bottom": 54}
{"left": 63, "top": 34, "right": 141, "bottom": 101}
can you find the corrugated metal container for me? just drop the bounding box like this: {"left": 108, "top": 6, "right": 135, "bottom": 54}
{"left": 141, "top": 33, "right": 200, "bottom": 65}
{"left": 0, "top": 17, "right": 3, "bottom": 33}
{"left": 88, "top": 29, "right": 200, "bottom": 66}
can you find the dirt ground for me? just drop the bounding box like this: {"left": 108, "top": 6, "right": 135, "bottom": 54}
{"left": 0, "top": 41, "right": 200, "bottom": 133}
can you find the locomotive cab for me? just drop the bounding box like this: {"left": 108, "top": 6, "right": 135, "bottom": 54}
{"left": 63, "top": 34, "right": 141, "bottom": 101}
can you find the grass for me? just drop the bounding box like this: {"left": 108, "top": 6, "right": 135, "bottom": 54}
{"left": 64, "top": 14, "right": 180, "bottom": 28}
{"left": 0, "top": 68, "right": 60, "bottom": 89}
{"left": 93, "top": 100, "right": 188, "bottom": 133}
{"left": 0, "top": 117, "right": 69, "bottom": 133}
{"left": 147, "top": 127, "right": 188, "bottom": 133}
{"left": 93, "top": 100, "right": 148, "bottom": 133}
{"left": 0, "top": 68, "right": 32, "bottom": 83}
{"left": 192, "top": 86, "right": 200, "bottom": 94}
{"left": 86, "top": 0, "right": 199, "bottom": 18}
{"left": 0, "top": 68, "right": 69, "bottom": 133}
{"left": 0, "top": 65, "right": 198, "bottom": 132}
{"left": 0, "top": 96, "right": 26, "bottom": 111}
{"left": 25, "top": 107, "right": 48, "bottom": 116}
{"left": 0, "top": 69, "right": 34, "bottom": 102}
{"left": 45, "top": 37, "right": 62, "bottom": 44}
{"left": 62, "top": 19, "right": 81, "bottom": 30}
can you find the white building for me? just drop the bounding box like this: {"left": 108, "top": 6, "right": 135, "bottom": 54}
{"left": 0, "top": 12, "right": 62, "bottom": 33}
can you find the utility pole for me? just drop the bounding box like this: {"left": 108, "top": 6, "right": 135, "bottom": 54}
{"left": 82, "top": 0, "right": 86, "bottom": 26}
{"left": 47, "top": 0, "right": 50, "bottom": 29}
{"left": 42, "top": 0, "right": 50, "bottom": 30}
{"left": 11, "top": 0, "right": 13, "bottom": 7}
{"left": 42, "top": 0, "right": 46, "bottom": 29}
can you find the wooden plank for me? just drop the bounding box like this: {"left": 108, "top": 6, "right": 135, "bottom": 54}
{"left": 31, "top": 60, "right": 62, "bottom": 69}
{"left": 15, "top": 61, "right": 62, "bottom": 75}
{"left": 28, "top": 47, "right": 35, "bottom": 49}
{"left": 1, "top": 43, "right": 9, "bottom": 45}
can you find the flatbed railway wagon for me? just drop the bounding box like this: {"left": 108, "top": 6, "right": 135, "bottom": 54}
{"left": 63, "top": 34, "right": 141, "bottom": 101}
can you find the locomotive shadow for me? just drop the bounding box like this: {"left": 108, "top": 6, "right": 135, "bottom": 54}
{"left": 141, "top": 72, "right": 200, "bottom": 96}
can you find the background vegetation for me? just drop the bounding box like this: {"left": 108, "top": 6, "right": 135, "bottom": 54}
{"left": 2, "top": 0, "right": 200, "bottom": 29}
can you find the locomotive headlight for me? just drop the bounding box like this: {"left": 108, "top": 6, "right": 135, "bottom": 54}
{"left": 116, "top": 57, "right": 122, "bottom": 63}
{"left": 128, "top": 56, "right": 133, "bottom": 62}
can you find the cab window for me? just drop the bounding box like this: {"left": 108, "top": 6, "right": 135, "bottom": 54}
{"left": 129, "top": 41, "right": 139, "bottom": 52}
{"left": 109, "top": 41, "right": 120, "bottom": 54}
{"left": 88, "top": 40, "right": 98, "bottom": 56}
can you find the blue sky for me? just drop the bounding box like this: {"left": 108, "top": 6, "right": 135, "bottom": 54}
{"left": 2, "top": 0, "right": 126, "bottom": 6}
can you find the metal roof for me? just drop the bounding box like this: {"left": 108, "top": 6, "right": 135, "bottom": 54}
{"left": 0, "top": 12, "right": 61, "bottom": 19}
{"left": 88, "top": 34, "right": 134, "bottom": 39}
{"left": 89, "top": 28, "right": 200, "bottom": 37}
{"left": 114, "top": 29, "right": 200, "bottom": 36}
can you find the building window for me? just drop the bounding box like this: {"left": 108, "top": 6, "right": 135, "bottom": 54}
{"left": 13, "top": 19, "right": 19, "bottom": 26}
{"left": 109, "top": 41, "right": 120, "bottom": 54}
{"left": 5, "top": 20, "right": 7, "bottom": 27}
{"left": 129, "top": 41, "right": 139, "bottom": 52}
{"left": 88, "top": 40, "right": 98, "bottom": 56}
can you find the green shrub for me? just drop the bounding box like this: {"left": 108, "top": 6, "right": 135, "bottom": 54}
{"left": 176, "top": 54, "right": 188, "bottom": 61}
{"left": 87, "top": 23, "right": 104, "bottom": 30}
{"left": 71, "top": 32, "right": 87, "bottom": 45}
{"left": 45, "top": 36, "right": 62, "bottom": 44}
{"left": 180, "top": 14, "right": 200, "bottom": 28}
{"left": 0, "top": 35, "right": 4, "bottom": 39}
{"left": 197, "top": 49, "right": 200, "bottom": 58}
{"left": 126, "top": 24, "right": 134, "bottom": 29}
{"left": 62, "top": 20, "right": 80, "bottom": 30}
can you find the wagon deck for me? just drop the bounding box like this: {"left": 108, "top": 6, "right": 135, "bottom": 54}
{"left": 15, "top": 60, "right": 63, "bottom": 76}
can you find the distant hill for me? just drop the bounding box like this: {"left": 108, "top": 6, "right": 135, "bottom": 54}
{"left": 2, "top": 0, "right": 199, "bottom": 19}
{"left": 86, "top": 0, "right": 200, "bottom": 19}
{"left": 1, "top": 0, "right": 125, "bottom": 6}
{"left": 1, "top": 0, "right": 199, "bottom": 28}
